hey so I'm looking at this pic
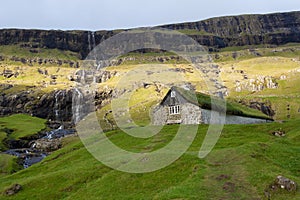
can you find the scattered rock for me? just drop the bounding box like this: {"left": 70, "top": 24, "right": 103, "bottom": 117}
{"left": 265, "top": 175, "right": 297, "bottom": 198}
{"left": 37, "top": 68, "right": 48, "bottom": 75}
{"left": 235, "top": 75, "right": 278, "bottom": 92}
{"left": 249, "top": 102, "right": 275, "bottom": 117}
{"left": 280, "top": 75, "right": 287, "bottom": 80}
{"left": 274, "top": 176, "right": 297, "bottom": 191}
{"left": 50, "top": 75, "right": 57, "bottom": 80}
{"left": 49, "top": 80, "right": 56, "bottom": 85}
{"left": 67, "top": 75, "right": 75, "bottom": 81}
{"left": 3, "top": 69, "right": 14, "bottom": 78}
{"left": 33, "top": 138, "right": 61, "bottom": 151}
{"left": 272, "top": 129, "right": 286, "bottom": 137}
{"left": 4, "top": 184, "right": 22, "bottom": 196}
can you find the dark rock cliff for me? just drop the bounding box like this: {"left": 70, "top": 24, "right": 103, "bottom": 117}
{"left": 161, "top": 11, "right": 300, "bottom": 48}
{"left": 1, "top": 11, "right": 300, "bottom": 57}
{"left": 0, "top": 86, "right": 113, "bottom": 124}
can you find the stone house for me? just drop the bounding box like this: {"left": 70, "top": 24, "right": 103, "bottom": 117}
{"left": 152, "top": 87, "right": 271, "bottom": 125}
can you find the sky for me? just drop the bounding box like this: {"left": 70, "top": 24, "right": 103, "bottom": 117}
{"left": 0, "top": 0, "right": 299, "bottom": 31}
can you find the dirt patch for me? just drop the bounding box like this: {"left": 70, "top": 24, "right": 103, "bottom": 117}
{"left": 223, "top": 182, "right": 235, "bottom": 192}
{"left": 216, "top": 174, "right": 231, "bottom": 181}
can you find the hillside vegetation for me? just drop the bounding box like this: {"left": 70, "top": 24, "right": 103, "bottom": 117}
{"left": 0, "top": 119, "right": 299, "bottom": 199}
{"left": 0, "top": 17, "right": 300, "bottom": 199}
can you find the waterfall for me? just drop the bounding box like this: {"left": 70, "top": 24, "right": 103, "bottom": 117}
{"left": 91, "top": 31, "right": 96, "bottom": 49}
{"left": 72, "top": 88, "right": 84, "bottom": 124}
{"left": 87, "top": 31, "right": 97, "bottom": 60}
{"left": 53, "top": 90, "right": 66, "bottom": 122}
{"left": 54, "top": 91, "right": 61, "bottom": 122}
{"left": 88, "top": 32, "right": 92, "bottom": 53}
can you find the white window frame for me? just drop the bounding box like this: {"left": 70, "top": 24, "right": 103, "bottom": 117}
{"left": 169, "top": 105, "right": 180, "bottom": 115}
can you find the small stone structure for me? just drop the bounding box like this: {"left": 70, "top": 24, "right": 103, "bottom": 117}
{"left": 152, "top": 87, "right": 270, "bottom": 125}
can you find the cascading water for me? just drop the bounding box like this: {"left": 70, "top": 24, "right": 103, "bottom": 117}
{"left": 88, "top": 31, "right": 97, "bottom": 60}
{"left": 91, "top": 31, "right": 96, "bottom": 50}
{"left": 88, "top": 31, "right": 92, "bottom": 53}
{"left": 72, "top": 88, "right": 84, "bottom": 124}
{"left": 53, "top": 90, "right": 67, "bottom": 122}
{"left": 54, "top": 90, "right": 61, "bottom": 121}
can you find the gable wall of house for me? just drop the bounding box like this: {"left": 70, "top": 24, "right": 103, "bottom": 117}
{"left": 152, "top": 102, "right": 202, "bottom": 125}
{"left": 161, "top": 90, "right": 189, "bottom": 106}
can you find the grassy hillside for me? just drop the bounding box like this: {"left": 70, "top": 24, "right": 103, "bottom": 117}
{"left": 0, "top": 42, "right": 300, "bottom": 199}
{"left": 0, "top": 114, "right": 47, "bottom": 151}
{"left": 0, "top": 154, "right": 21, "bottom": 178}
{"left": 0, "top": 120, "right": 299, "bottom": 199}
{"left": 0, "top": 45, "right": 79, "bottom": 61}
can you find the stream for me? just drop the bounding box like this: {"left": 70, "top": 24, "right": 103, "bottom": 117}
{"left": 3, "top": 127, "right": 76, "bottom": 168}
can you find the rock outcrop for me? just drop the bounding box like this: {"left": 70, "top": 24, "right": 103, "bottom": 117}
{"left": 235, "top": 75, "right": 278, "bottom": 92}
{"left": 0, "top": 86, "right": 113, "bottom": 123}
{"left": 33, "top": 138, "right": 61, "bottom": 151}
{"left": 4, "top": 184, "right": 22, "bottom": 196}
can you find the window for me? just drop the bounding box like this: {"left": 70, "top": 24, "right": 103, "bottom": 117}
{"left": 169, "top": 105, "right": 180, "bottom": 115}
{"left": 171, "top": 91, "right": 176, "bottom": 97}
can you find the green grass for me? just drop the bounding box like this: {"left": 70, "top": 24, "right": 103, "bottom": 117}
{"left": 0, "top": 131, "right": 6, "bottom": 151}
{"left": 229, "top": 72, "right": 300, "bottom": 120}
{"left": 0, "top": 114, "right": 47, "bottom": 150}
{"left": 0, "top": 45, "right": 79, "bottom": 61}
{"left": 0, "top": 154, "right": 22, "bottom": 177}
{"left": 0, "top": 119, "right": 299, "bottom": 199}
{"left": 213, "top": 44, "right": 300, "bottom": 63}
{"left": 178, "top": 29, "right": 214, "bottom": 36}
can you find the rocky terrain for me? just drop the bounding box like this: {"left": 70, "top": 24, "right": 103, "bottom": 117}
{"left": 0, "top": 11, "right": 299, "bottom": 200}
{"left": 0, "top": 11, "right": 300, "bottom": 124}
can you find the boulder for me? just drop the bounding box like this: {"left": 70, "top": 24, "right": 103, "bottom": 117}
{"left": 274, "top": 176, "right": 297, "bottom": 192}
{"left": 33, "top": 138, "right": 61, "bottom": 151}
{"left": 3, "top": 69, "right": 14, "bottom": 78}
{"left": 272, "top": 130, "right": 286, "bottom": 137}
{"left": 266, "top": 175, "right": 297, "bottom": 197}
{"left": 4, "top": 184, "right": 22, "bottom": 196}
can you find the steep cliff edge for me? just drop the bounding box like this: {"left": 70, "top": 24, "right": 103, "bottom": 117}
{"left": 1, "top": 11, "right": 300, "bottom": 58}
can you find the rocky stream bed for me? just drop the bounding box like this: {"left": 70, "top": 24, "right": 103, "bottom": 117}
{"left": 2, "top": 126, "right": 76, "bottom": 169}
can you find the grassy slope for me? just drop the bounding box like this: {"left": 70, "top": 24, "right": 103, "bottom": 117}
{"left": 0, "top": 43, "right": 299, "bottom": 199}
{"left": 0, "top": 154, "right": 21, "bottom": 178}
{"left": 0, "top": 120, "right": 298, "bottom": 199}
{"left": 0, "top": 114, "right": 47, "bottom": 150}
{"left": 0, "top": 64, "right": 76, "bottom": 94}
{"left": 0, "top": 114, "right": 46, "bottom": 177}
{"left": 0, "top": 45, "right": 79, "bottom": 60}
{"left": 224, "top": 58, "right": 300, "bottom": 120}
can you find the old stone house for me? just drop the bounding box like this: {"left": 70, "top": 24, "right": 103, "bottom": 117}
{"left": 152, "top": 87, "right": 271, "bottom": 125}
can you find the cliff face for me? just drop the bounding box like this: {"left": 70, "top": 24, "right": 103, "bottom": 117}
{"left": 0, "top": 11, "right": 300, "bottom": 57}
{"left": 0, "top": 29, "right": 120, "bottom": 59}
{"left": 161, "top": 11, "right": 300, "bottom": 47}
{"left": 0, "top": 86, "right": 113, "bottom": 123}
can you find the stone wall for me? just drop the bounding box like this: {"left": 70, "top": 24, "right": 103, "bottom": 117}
{"left": 181, "top": 103, "right": 202, "bottom": 124}
{"left": 152, "top": 106, "right": 168, "bottom": 125}
{"left": 152, "top": 103, "right": 202, "bottom": 125}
